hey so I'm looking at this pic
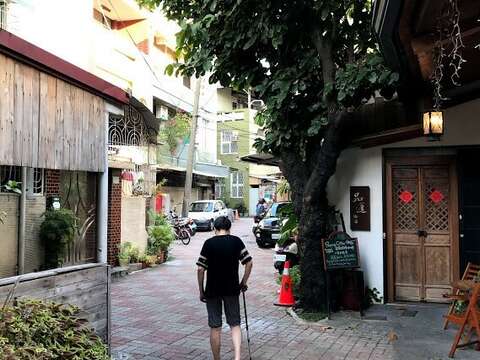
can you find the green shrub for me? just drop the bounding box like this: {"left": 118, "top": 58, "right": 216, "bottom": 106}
{"left": 118, "top": 242, "right": 140, "bottom": 263}
{"left": 147, "top": 223, "right": 175, "bottom": 255}
{"left": 0, "top": 299, "right": 108, "bottom": 359}
{"left": 40, "top": 209, "right": 77, "bottom": 269}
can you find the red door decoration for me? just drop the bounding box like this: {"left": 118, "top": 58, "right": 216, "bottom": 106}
{"left": 429, "top": 189, "right": 444, "bottom": 204}
{"left": 399, "top": 190, "right": 414, "bottom": 203}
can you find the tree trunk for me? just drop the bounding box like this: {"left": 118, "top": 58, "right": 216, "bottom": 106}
{"left": 279, "top": 111, "right": 352, "bottom": 311}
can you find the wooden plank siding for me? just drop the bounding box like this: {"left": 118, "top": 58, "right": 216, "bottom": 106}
{"left": 0, "top": 53, "right": 106, "bottom": 172}
{"left": 0, "top": 264, "right": 110, "bottom": 342}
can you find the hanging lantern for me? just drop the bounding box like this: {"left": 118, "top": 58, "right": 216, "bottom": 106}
{"left": 423, "top": 111, "right": 444, "bottom": 141}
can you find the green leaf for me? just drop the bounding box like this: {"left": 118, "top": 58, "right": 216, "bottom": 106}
{"left": 243, "top": 35, "right": 257, "bottom": 50}
{"left": 165, "top": 64, "right": 174, "bottom": 76}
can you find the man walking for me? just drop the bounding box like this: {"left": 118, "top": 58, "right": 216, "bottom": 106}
{"left": 196, "top": 216, "right": 253, "bottom": 360}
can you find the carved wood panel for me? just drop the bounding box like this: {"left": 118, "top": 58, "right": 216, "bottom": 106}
{"left": 391, "top": 165, "right": 453, "bottom": 302}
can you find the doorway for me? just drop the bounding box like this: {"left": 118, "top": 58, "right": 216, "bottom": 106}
{"left": 458, "top": 149, "right": 480, "bottom": 272}
{"left": 386, "top": 156, "right": 459, "bottom": 302}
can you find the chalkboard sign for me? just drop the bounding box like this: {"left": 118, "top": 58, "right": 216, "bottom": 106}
{"left": 350, "top": 186, "right": 370, "bottom": 231}
{"left": 322, "top": 232, "right": 360, "bottom": 270}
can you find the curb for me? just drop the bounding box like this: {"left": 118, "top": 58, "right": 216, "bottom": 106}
{"left": 285, "top": 308, "right": 333, "bottom": 330}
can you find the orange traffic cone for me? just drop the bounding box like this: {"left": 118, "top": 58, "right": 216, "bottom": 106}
{"left": 274, "top": 260, "right": 295, "bottom": 307}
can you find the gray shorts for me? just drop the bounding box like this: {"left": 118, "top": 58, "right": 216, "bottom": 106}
{"left": 206, "top": 295, "right": 241, "bottom": 328}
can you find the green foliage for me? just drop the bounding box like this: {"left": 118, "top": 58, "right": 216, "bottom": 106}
{"left": 40, "top": 209, "right": 77, "bottom": 269}
{"left": 147, "top": 212, "right": 175, "bottom": 254}
{"left": 277, "top": 203, "right": 298, "bottom": 246}
{"left": 2, "top": 180, "right": 22, "bottom": 194}
{"left": 118, "top": 242, "right": 140, "bottom": 264}
{"left": 0, "top": 299, "right": 108, "bottom": 359}
{"left": 138, "top": 0, "right": 398, "bottom": 158}
{"left": 277, "top": 179, "right": 290, "bottom": 197}
{"left": 160, "top": 112, "right": 191, "bottom": 155}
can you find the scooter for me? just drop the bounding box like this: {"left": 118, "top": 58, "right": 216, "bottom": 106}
{"left": 274, "top": 239, "right": 299, "bottom": 273}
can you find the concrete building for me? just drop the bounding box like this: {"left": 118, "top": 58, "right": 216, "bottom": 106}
{"left": 216, "top": 89, "right": 280, "bottom": 215}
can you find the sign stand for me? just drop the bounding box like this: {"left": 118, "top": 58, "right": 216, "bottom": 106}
{"left": 322, "top": 231, "right": 360, "bottom": 319}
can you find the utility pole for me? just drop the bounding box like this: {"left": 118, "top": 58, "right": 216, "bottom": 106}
{"left": 182, "top": 77, "right": 202, "bottom": 217}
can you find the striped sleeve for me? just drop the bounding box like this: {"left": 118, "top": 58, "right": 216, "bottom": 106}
{"left": 239, "top": 246, "right": 252, "bottom": 265}
{"left": 196, "top": 243, "right": 208, "bottom": 269}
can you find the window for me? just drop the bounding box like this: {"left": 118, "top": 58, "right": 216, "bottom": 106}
{"left": 183, "top": 76, "right": 191, "bottom": 89}
{"left": 221, "top": 130, "right": 239, "bottom": 154}
{"left": 0, "top": 0, "right": 7, "bottom": 30}
{"left": 0, "top": 165, "right": 21, "bottom": 193}
{"left": 27, "top": 168, "right": 44, "bottom": 196}
{"left": 215, "top": 180, "right": 226, "bottom": 198}
{"left": 231, "top": 171, "right": 244, "bottom": 199}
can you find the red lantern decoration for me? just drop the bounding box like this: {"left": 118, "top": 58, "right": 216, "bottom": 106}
{"left": 399, "top": 190, "right": 414, "bottom": 203}
{"left": 429, "top": 190, "right": 444, "bottom": 204}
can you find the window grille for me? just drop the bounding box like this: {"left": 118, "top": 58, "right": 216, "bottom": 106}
{"left": 0, "top": 1, "right": 7, "bottom": 30}
{"left": 108, "top": 106, "right": 146, "bottom": 147}
{"left": 27, "top": 168, "right": 44, "bottom": 196}
{"left": 0, "top": 165, "right": 21, "bottom": 193}
{"left": 221, "top": 130, "right": 239, "bottom": 154}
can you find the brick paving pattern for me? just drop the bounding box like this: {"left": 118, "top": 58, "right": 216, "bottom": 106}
{"left": 111, "top": 219, "right": 396, "bottom": 360}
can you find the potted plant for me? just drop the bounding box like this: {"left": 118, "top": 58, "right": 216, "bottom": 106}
{"left": 118, "top": 249, "right": 130, "bottom": 268}
{"left": 39, "top": 209, "right": 77, "bottom": 269}
{"left": 147, "top": 211, "right": 175, "bottom": 264}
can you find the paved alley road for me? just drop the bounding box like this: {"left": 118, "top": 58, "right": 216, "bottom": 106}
{"left": 111, "top": 218, "right": 393, "bottom": 360}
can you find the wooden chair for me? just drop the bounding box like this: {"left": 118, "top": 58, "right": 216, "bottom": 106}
{"left": 443, "top": 262, "right": 480, "bottom": 330}
{"left": 448, "top": 283, "right": 480, "bottom": 358}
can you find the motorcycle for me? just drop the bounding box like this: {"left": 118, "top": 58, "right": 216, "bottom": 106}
{"left": 273, "top": 239, "right": 299, "bottom": 274}
{"left": 168, "top": 210, "right": 195, "bottom": 245}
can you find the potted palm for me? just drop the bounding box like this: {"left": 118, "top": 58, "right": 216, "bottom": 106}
{"left": 147, "top": 211, "right": 175, "bottom": 264}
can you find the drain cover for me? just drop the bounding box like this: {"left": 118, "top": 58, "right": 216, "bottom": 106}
{"left": 363, "top": 315, "right": 388, "bottom": 321}
{"left": 401, "top": 309, "right": 418, "bottom": 317}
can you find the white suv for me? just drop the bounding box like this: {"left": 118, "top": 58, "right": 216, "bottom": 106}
{"left": 188, "top": 200, "right": 230, "bottom": 231}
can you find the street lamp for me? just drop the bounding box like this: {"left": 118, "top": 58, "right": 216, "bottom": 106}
{"left": 423, "top": 110, "right": 444, "bottom": 141}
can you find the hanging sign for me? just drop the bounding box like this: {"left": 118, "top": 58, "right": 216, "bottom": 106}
{"left": 322, "top": 231, "right": 360, "bottom": 270}
{"left": 350, "top": 186, "right": 370, "bottom": 231}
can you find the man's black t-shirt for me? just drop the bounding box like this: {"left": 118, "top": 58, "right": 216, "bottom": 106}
{"left": 196, "top": 235, "right": 252, "bottom": 297}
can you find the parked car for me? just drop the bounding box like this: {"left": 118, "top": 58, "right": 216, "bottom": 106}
{"left": 253, "top": 202, "right": 291, "bottom": 247}
{"left": 188, "top": 200, "right": 230, "bottom": 231}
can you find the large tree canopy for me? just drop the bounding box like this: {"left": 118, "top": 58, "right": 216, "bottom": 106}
{"left": 140, "top": 0, "right": 398, "bottom": 311}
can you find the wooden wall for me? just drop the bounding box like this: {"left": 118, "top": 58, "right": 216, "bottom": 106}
{"left": 0, "top": 54, "right": 106, "bottom": 172}
{"left": 0, "top": 264, "right": 111, "bottom": 343}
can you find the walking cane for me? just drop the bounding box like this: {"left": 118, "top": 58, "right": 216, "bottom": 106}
{"left": 242, "top": 291, "right": 253, "bottom": 360}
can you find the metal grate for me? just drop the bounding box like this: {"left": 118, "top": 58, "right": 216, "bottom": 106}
{"left": 108, "top": 105, "right": 146, "bottom": 147}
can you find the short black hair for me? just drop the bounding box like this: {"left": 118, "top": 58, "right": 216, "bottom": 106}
{"left": 214, "top": 216, "right": 231, "bottom": 231}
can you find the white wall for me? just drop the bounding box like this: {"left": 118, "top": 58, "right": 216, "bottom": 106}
{"left": 327, "top": 97, "right": 480, "bottom": 301}
{"left": 328, "top": 148, "right": 384, "bottom": 296}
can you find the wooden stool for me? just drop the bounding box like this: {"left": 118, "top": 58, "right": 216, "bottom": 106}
{"left": 448, "top": 283, "right": 480, "bottom": 358}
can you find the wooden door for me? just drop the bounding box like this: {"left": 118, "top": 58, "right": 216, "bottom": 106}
{"left": 387, "top": 158, "right": 459, "bottom": 302}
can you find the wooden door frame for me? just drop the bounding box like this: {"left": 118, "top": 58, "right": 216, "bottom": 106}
{"left": 384, "top": 154, "right": 459, "bottom": 302}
